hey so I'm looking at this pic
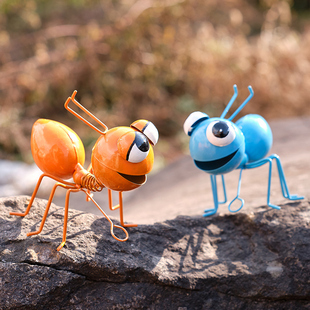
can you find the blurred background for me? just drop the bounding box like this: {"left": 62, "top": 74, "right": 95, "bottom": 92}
{"left": 0, "top": 0, "right": 309, "bottom": 197}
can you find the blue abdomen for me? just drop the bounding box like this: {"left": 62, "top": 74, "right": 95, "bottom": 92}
{"left": 236, "top": 114, "right": 272, "bottom": 163}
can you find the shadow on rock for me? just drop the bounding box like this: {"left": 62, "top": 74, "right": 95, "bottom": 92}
{"left": 1, "top": 196, "right": 310, "bottom": 309}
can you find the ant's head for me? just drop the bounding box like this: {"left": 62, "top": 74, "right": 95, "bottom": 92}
{"left": 184, "top": 85, "right": 254, "bottom": 175}
{"left": 64, "top": 91, "right": 159, "bottom": 191}
{"left": 92, "top": 120, "right": 159, "bottom": 191}
{"left": 184, "top": 113, "right": 245, "bottom": 174}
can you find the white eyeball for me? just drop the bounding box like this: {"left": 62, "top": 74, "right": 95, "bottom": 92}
{"left": 142, "top": 121, "right": 158, "bottom": 146}
{"left": 127, "top": 133, "right": 150, "bottom": 163}
{"left": 130, "top": 120, "right": 159, "bottom": 145}
{"left": 184, "top": 111, "right": 209, "bottom": 136}
{"left": 118, "top": 131, "right": 150, "bottom": 163}
{"left": 206, "top": 120, "right": 236, "bottom": 147}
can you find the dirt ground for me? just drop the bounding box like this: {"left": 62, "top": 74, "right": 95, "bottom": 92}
{"left": 53, "top": 117, "right": 310, "bottom": 225}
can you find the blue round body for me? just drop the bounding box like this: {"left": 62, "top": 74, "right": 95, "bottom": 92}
{"left": 236, "top": 114, "right": 272, "bottom": 163}
{"left": 189, "top": 117, "right": 246, "bottom": 175}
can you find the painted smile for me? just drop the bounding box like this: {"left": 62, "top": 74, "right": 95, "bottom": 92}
{"left": 118, "top": 172, "right": 146, "bottom": 185}
{"left": 194, "top": 149, "right": 238, "bottom": 171}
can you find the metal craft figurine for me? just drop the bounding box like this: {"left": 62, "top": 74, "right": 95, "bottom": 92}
{"left": 10, "top": 90, "right": 159, "bottom": 251}
{"left": 183, "top": 84, "right": 303, "bottom": 216}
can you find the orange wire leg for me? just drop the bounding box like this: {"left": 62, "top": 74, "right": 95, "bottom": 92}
{"left": 10, "top": 173, "right": 46, "bottom": 217}
{"left": 58, "top": 188, "right": 129, "bottom": 251}
{"left": 81, "top": 189, "right": 129, "bottom": 243}
{"left": 10, "top": 173, "right": 75, "bottom": 217}
{"left": 27, "top": 182, "right": 76, "bottom": 238}
{"left": 108, "top": 190, "right": 137, "bottom": 228}
{"left": 108, "top": 189, "right": 120, "bottom": 211}
{"left": 118, "top": 191, "right": 137, "bottom": 228}
{"left": 57, "top": 187, "right": 80, "bottom": 251}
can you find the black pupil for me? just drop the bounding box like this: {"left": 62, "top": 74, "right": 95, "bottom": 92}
{"left": 212, "top": 121, "right": 229, "bottom": 138}
{"left": 135, "top": 133, "right": 149, "bottom": 152}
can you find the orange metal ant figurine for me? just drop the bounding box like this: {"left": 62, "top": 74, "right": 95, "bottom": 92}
{"left": 10, "top": 90, "right": 159, "bottom": 251}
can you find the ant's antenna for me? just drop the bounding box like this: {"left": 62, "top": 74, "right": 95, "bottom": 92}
{"left": 228, "top": 86, "right": 254, "bottom": 121}
{"left": 64, "top": 90, "right": 108, "bottom": 135}
{"left": 220, "top": 84, "right": 238, "bottom": 119}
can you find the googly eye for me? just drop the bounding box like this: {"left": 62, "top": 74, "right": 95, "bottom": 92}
{"left": 130, "top": 120, "right": 159, "bottom": 145}
{"left": 118, "top": 131, "right": 150, "bottom": 163}
{"left": 183, "top": 111, "right": 209, "bottom": 136}
{"left": 206, "top": 120, "right": 236, "bottom": 147}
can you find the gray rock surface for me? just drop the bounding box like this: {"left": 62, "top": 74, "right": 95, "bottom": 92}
{"left": 1, "top": 195, "right": 310, "bottom": 309}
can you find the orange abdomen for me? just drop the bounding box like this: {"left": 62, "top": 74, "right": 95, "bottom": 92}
{"left": 31, "top": 119, "right": 85, "bottom": 179}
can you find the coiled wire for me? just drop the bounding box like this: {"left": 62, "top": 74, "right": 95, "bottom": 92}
{"left": 80, "top": 172, "right": 103, "bottom": 192}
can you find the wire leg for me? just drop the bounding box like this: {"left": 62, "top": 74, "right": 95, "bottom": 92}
{"left": 118, "top": 192, "right": 137, "bottom": 227}
{"left": 273, "top": 155, "right": 304, "bottom": 201}
{"left": 10, "top": 173, "right": 76, "bottom": 217}
{"left": 108, "top": 189, "right": 120, "bottom": 210}
{"left": 27, "top": 182, "right": 72, "bottom": 237}
{"left": 228, "top": 169, "right": 245, "bottom": 212}
{"left": 10, "top": 173, "right": 47, "bottom": 216}
{"left": 266, "top": 157, "right": 277, "bottom": 208}
{"left": 220, "top": 175, "right": 227, "bottom": 204}
{"left": 204, "top": 175, "right": 219, "bottom": 217}
{"left": 108, "top": 190, "right": 137, "bottom": 227}
{"left": 245, "top": 154, "right": 303, "bottom": 210}
{"left": 245, "top": 157, "right": 281, "bottom": 210}
{"left": 82, "top": 189, "right": 129, "bottom": 242}
{"left": 57, "top": 188, "right": 80, "bottom": 251}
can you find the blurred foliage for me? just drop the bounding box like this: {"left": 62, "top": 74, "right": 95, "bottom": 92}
{"left": 0, "top": 0, "right": 309, "bottom": 164}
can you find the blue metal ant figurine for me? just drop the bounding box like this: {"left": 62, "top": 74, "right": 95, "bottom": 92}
{"left": 184, "top": 84, "right": 304, "bottom": 216}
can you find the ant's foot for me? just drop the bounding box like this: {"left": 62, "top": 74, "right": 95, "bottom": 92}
{"left": 10, "top": 212, "right": 27, "bottom": 217}
{"left": 288, "top": 194, "right": 304, "bottom": 201}
{"left": 27, "top": 230, "right": 41, "bottom": 237}
{"left": 111, "top": 204, "right": 120, "bottom": 211}
{"left": 121, "top": 222, "right": 138, "bottom": 228}
{"left": 228, "top": 197, "right": 244, "bottom": 213}
{"left": 203, "top": 209, "right": 217, "bottom": 217}
{"left": 267, "top": 203, "right": 281, "bottom": 210}
{"left": 57, "top": 242, "right": 66, "bottom": 251}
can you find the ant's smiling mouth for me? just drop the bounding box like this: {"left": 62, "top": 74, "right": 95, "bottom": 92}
{"left": 194, "top": 149, "right": 238, "bottom": 171}
{"left": 118, "top": 172, "right": 146, "bottom": 185}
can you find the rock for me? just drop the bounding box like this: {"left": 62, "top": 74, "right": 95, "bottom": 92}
{"left": 1, "top": 196, "right": 310, "bottom": 309}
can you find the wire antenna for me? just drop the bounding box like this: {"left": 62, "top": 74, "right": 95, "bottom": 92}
{"left": 228, "top": 86, "right": 254, "bottom": 121}
{"left": 64, "top": 90, "right": 108, "bottom": 135}
{"left": 220, "top": 84, "right": 238, "bottom": 119}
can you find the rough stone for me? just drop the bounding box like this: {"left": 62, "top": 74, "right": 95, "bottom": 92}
{"left": 1, "top": 196, "right": 310, "bottom": 309}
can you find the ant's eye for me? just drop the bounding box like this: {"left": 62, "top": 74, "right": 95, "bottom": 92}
{"left": 130, "top": 120, "right": 159, "bottom": 145}
{"left": 206, "top": 120, "right": 236, "bottom": 146}
{"left": 118, "top": 132, "right": 150, "bottom": 163}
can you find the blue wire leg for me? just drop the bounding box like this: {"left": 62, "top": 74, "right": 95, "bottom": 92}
{"left": 245, "top": 154, "right": 304, "bottom": 210}
{"left": 204, "top": 175, "right": 227, "bottom": 217}
{"left": 228, "top": 169, "right": 245, "bottom": 213}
